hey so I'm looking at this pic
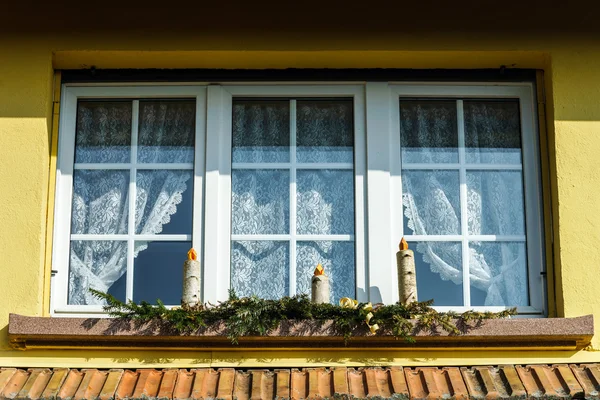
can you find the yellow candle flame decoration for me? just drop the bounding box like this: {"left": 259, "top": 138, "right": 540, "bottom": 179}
{"left": 399, "top": 237, "right": 409, "bottom": 251}
{"left": 314, "top": 263, "right": 325, "bottom": 276}
{"left": 187, "top": 248, "right": 198, "bottom": 261}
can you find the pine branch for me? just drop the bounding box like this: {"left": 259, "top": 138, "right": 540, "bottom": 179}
{"left": 89, "top": 288, "right": 516, "bottom": 344}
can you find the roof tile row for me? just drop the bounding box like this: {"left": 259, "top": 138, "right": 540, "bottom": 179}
{"left": 1, "top": 364, "right": 599, "bottom": 399}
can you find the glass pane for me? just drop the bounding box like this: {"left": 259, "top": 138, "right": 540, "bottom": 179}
{"left": 296, "top": 100, "right": 354, "bottom": 163}
{"left": 133, "top": 241, "right": 189, "bottom": 305}
{"left": 297, "top": 170, "right": 354, "bottom": 235}
{"left": 231, "top": 241, "right": 289, "bottom": 299}
{"left": 71, "top": 170, "right": 129, "bottom": 235}
{"left": 232, "top": 170, "right": 289, "bottom": 235}
{"left": 464, "top": 100, "right": 522, "bottom": 164}
{"left": 400, "top": 100, "right": 458, "bottom": 164}
{"left": 138, "top": 100, "right": 196, "bottom": 163}
{"left": 469, "top": 242, "right": 529, "bottom": 306}
{"left": 68, "top": 240, "right": 127, "bottom": 305}
{"left": 75, "top": 101, "right": 131, "bottom": 163}
{"left": 412, "top": 241, "right": 463, "bottom": 306}
{"left": 135, "top": 170, "right": 193, "bottom": 235}
{"left": 402, "top": 170, "right": 461, "bottom": 235}
{"left": 232, "top": 100, "right": 290, "bottom": 163}
{"left": 467, "top": 171, "right": 525, "bottom": 236}
{"left": 296, "top": 241, "right": 355, "bottom": 304}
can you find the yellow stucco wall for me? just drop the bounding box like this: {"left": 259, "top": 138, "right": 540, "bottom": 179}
{"left": 1, "top": 33, "right": 600, "bottom": 367}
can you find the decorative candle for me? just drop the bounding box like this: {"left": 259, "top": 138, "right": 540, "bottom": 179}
{"left": 311, "top": 264, "right": 330, "bottom": 304}
{"left": 182, "top": 248, "right": 201, "bottom": 307}
{"left": 396, "top": 238, "right": 418, "bottom": 305}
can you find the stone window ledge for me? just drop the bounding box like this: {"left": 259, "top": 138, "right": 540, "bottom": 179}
{"left": 8, "top": 314, "right": 593, "bottom": 351}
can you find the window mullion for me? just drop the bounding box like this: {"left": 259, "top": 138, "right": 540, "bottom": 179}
{"left": 457, "top": 99, "right": 470, "bottom": 308}
{"left": 126, "top": 100, "right": 140, "bottom": 302}
{"left": 289, "top": 99, "right": 297, "bottom": 296}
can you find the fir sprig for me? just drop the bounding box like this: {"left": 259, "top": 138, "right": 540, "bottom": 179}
{"left": 90, "top": 289, "right": 515, "bottom": 344}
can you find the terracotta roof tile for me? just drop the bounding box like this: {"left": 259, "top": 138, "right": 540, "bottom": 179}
{"left": 1, "top": 364, "right": 599, "bottom": 399}
{"left": 572, "top": 364, "right": 600, "bottom": 399}
{"left": 2, "top": 369, "right": 29, "bottom": 399}
{"left": 40, "top": 367, "right": 69, "bottom": 399}
{"left": 275, "top": 369, "right": 290, "bottom": 399}
{"left": 461, "top": 365, "right": 527, "bottom": 399}
{"left": 15, "top": 369, "right": 51, "bottom": 400}
{"left": 99, "top": 369, "right": 123, "bottom": 400}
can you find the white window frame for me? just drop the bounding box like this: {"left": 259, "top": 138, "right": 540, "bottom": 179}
{"left": 382, "top": 82, "right": 545, "bottom": 315}
{"left": 50, "top": 81, "right": 545, "bottom": 317}
{"left": 51, "top": 85, "right": 207, "bottom": 316}
{"left": 202, "top": 85, "right": 368, "bottom": 304}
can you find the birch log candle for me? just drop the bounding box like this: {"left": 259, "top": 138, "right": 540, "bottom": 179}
{"left": 182, "top": 248, "right": 201, "bottom": 307}
{"left": 311, "top": 264, "right": 330, "bottom": 304}
{"left": 397, "top": 238, "right": 418, "bottom": 305}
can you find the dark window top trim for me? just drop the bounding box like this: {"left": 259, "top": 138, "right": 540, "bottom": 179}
{"left": 61, "top": 68, "right": 537, "bottom": 84}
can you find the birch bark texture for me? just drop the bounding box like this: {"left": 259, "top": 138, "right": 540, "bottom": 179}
{"left": 182, "top": 249, "right": 201, "bottom": 307}
{"left": 311, "top": 264, "right": 330, "bottom": 304}
{"left": 397, "top": 238, "right": 418, "bottom": 305}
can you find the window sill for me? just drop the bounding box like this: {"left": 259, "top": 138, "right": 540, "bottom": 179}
{"left": 8, "top": 314, "right": 593, "bottom": 351}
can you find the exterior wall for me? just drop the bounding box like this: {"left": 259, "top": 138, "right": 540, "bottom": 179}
{"left": 1, "top": 33, "right": 600, "bottom": 367}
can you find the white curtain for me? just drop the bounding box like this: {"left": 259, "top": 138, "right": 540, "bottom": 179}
{"left": 69, "top": 101, "right": 194, "bottom": 305}
{"left": 230, "top": 101, "right": 356, "bottom": 303}
{"left": 401, "top": 100, "right": 529, "bottom": 306}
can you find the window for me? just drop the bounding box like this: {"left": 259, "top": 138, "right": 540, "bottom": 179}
{"left": 52, "top": 82, "right": 544, "bottom": 316}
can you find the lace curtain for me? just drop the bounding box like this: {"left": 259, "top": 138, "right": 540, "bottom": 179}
{"left": 401, "top": 100, "right": 528, "bottom": 306}
{"left": 230, "top": 101, "right": 355, "bottom": 303}
{"left": 69, "top": 101, "right": 194, "bottom": 305}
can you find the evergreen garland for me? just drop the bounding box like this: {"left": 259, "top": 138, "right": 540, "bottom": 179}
{"left": 90, "top": 289, "right": 515, "bottom": 344}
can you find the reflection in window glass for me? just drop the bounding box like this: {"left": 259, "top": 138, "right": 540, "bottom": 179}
{"left": 232, "top": 100, "right": 290, "bottom": 163}
{"left": 470, "top": 242, "right": 529, "bottom": 306}
{"left": 68, "top": 240, "right": 128, "bottom": 305}
{"left": 400, "top": 100, "right": 458, "bottom": 164}
{"left": 133, "top": 241, "right": 189, "bottom": 304}
{"left": 412, "top": 241, "right": 463, "bottom": 306}
{"left": 464, "top": 100, "right": 522, "bottom": 164}
{"left": 231, "top": 241, "right": 289, "bottom": 299}
{"left": 135, "top": 170, "right": 194, "bottom": 235}
{"left": 75, "top": 101, "right": 132, "bottom": 163}
{"left": 296, "top": 100, "right": 354, "bottom": 163}
{"left": 138, "top": 100, "right": 196, "bottom": 164}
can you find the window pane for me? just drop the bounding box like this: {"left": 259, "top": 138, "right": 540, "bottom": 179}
{"left": 231, "top": 241, "right": 289, "bottom": 299}
{"left": 232, "top": 100, "right": 290, "bottom": 163}
{"left": 68, "top": 240, "right": 127, "bottom": 305}
{"left": 135, "top": 170, "right": 193, "bottom": 235}
{"left": 138, "top": 100, "right": 196, "bottom": 164}
{"left": 464, "top": 100, "right": 522, "bottom": 164}
{"left": 71, "top": 170, "right": 129, "bottom": 235}
{"left": 133, "top": 241, "right": 189, "bottom": 305}
{"left": 467, "top": 171, "right": 525, "bottom": 236}
{"left": 296, "top": 241, "right": 355, "bottom": 304}
{"left": 400, "top": 100, "right": 458, "bottom": 164}
{"left": 297, "top": 170, "right": 354, "bottom": 235}
{"left": 75, "top": 101, "right": 131, "bottom": 163}
{"left": 231, "top": 170, "right": 290, "bottom": 235}
{"left": 469, "top": 242, "right": 529, "bottom": 307}
{"left": 412, "top": 241, "right": 463, "bottom": 306}
{"left": 296, "top": 100, "right": 353, "bottom": 163}
{"left": 402, "top": 170, "right": 461, "bottom": 235}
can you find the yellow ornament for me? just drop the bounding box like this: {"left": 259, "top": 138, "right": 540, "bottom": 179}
{"left": 362, "top": 302, "right": 373, "bottom": 312}
{"left": 339, "top": 297, "right": 358, "bottom": 309}
{"left": 369, "top": 324, "right": 380, "bottom": 334}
